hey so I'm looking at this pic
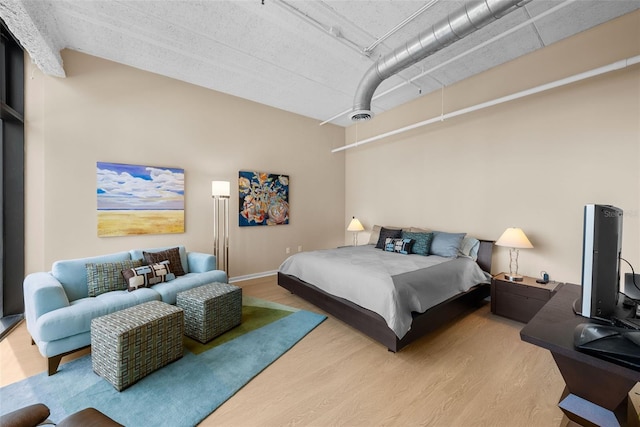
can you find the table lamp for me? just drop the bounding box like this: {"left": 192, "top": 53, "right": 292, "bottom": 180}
{"left": 496, "top": 227, "right": 533, "bottom": 282}
{"left": 347, "top": 217, "right": 364, "bottom": 246}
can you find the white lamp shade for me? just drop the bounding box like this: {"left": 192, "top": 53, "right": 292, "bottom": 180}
{"left": 211, "top": 181, "right": 230, "bottom": 197}
{"left": 495, "top": 227, "right": 533, "bottom": 249}
{"left": 347, "top": 217, "right": 365, "bottom": 232}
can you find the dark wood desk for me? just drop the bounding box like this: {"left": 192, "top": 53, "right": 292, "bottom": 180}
{"left": 520, "top": 283, "right": 640, "bottom": 427}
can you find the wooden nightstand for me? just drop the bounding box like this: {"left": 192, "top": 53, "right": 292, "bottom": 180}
{"left": 491, "top": 273, "right": 561, "bottom": 323}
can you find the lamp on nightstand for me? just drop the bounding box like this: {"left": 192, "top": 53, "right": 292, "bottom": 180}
{"left": 496, "top": 227, "right": 533, "bottom": 282}
{"left": 347, "top": 217, "right": 364, "bottom": 246}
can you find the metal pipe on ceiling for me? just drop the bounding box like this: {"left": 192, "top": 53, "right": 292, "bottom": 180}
{"left": 364, "top": 0, "right": 440, "bottom": 54}
{"left": 332, "top": 55, "right": 640, "bottom": 153}
{"left": 320, "top": 0, "right": 575, "bottom": 126}
{"left": 350, "top": 0, "right": 531, "bottom": 122}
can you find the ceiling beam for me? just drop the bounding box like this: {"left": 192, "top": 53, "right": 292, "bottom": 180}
{"left": 0, "top": 0, "right": 65, "bottom": 77}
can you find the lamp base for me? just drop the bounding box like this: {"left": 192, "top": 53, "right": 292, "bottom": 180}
{"left": 505, "top": 274, "right": 524, "bottom": 282}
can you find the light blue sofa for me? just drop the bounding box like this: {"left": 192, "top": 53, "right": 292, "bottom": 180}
{"left": 23, "top": 246, "right": 227, "bottom": 375}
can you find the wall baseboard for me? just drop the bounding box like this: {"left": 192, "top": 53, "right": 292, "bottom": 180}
{"left": 229, "top": 270, "right": 277, "bottom": 283}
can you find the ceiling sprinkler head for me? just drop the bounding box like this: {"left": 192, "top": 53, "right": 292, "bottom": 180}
{"left": 350, "top": 109, "right": 373, "bottom": 121}
{"left": 328, "top": 26, "right": 342, "bottom": 38}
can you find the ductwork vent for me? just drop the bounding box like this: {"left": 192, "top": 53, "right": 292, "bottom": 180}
{"left": 351, "top": 110, "right": 373, "bottom": 121}
{"left": 350, "top": 0, "right": 530, "bottom": 122}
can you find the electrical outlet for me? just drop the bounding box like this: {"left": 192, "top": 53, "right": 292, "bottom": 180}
{"left": 297, "top": 245, "right": 303, "bottom": 252}
{"left": 285, "top": 247, "right": 290, "bottom": 254}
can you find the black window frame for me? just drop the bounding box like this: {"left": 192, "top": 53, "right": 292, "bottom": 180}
{"left": 1, "top": 20, "right": 26, "bottom": 338}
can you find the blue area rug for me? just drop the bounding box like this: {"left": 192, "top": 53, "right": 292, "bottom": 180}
{"left": 0, "top": 298, "right": 325, "bottom": 426}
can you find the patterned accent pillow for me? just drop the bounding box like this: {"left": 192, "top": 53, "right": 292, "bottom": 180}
{"left": 143, "top": 247, "right": 185, "bottom": 276}
{"left": 122, "top": 261, "right": 175, "bottom": 291}
{"left": 384, "top": 238, "right": 414, "bottom": 255}
{"left": 401, "top": 231, "right": 434, "bottom": 256}
{"left": 86, "top": 259, "right": 144, "bottom": 297}
{"left": 375, "top": 227, "right": 403, "bottom": 249}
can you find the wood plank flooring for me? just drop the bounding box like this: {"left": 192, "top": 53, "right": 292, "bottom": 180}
{"left": 1, "top": 276, "right": 571, "bottom": 426}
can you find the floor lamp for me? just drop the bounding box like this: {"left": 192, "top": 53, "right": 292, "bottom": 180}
{"left": 211, "top": 181, "right": 230, "bottom": 274}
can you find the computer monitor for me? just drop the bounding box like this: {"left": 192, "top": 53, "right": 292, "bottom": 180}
{"left": 577, "top": 204, "right": 623, "bottom": 321}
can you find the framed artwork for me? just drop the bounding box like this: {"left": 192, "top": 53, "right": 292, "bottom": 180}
{"left": 239, "top": 171, "right": 289, "bottom": 227}
{"left": 97, "top": 162, "right": 185, "bottom": 237}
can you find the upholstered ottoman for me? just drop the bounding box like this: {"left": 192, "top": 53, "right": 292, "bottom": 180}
{"left": 176, "top": 282, "right": 242, "bottom": 343}
{"left": 91, "top": 300, "right": 184, "bottom": 391}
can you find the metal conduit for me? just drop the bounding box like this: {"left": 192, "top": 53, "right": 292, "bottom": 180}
{"left": 350, "top": 0, "right": 530, "bottom": 121}
{"left": 334, "top": 55, "right": 640, "bottom": 153}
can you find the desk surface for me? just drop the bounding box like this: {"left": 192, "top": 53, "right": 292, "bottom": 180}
{"left": 520, "top": 283, "right": 640, "bottom": 381}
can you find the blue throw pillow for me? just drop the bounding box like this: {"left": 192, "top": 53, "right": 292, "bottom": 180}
{"left": 430, "top": 231, "right": 466, "bottom": 258}
{"left": 375, "top": 227, "right": 402, "bottom": 249}
{"left": 401, "top": 231, "right": 434, "bottom": 256}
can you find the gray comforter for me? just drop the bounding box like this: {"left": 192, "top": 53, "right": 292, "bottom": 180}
{"left": 278, "top": 245, "right": 491, "bottom": 338}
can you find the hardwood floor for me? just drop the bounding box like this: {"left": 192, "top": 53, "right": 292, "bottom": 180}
{"left": 1, "top": 275, "right": 571, "bottom": 426}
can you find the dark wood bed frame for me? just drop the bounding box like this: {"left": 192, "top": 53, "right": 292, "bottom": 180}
{"left": 277, "top": 240, "right": 494, "bottom": 352}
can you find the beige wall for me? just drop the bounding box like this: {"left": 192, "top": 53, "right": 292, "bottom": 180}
{"left": 24, "top": 50, "right": 345, "bottom": 279}
{"left": 345, "top": 11, "right": 640, "bottom": 285}
{"left": 22, "top": 11, "right": 640, "bottom": 286}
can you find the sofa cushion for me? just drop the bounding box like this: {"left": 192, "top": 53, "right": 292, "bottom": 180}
{"left": 35, "top": 289, "right": 160, "bottom": 342}
{"left": 52, "top": 252, "right": 132, "bottom": 302}
{"left": 86, "top": 259, "right": 144, "bottom": 297}
{"left": 151, "top": 270, "right": 228, "bottom": 305}
{"left": 122, "top": 261, "right": 175, "bottom": 291}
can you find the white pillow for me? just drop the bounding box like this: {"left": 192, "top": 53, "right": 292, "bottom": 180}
{"left": 458, "top": 236, "right": 481, "bottom": 260}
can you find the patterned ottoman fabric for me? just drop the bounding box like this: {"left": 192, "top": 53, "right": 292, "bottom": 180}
{"left": 176, "top": 282, "right": 242, "bottom": 343}
{"left": 91, "top": 300, "right": 184, "bottom": 391}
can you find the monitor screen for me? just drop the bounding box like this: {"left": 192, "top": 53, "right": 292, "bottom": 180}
{"left": 580, "top": 204, "right": 623, "bottom": 320}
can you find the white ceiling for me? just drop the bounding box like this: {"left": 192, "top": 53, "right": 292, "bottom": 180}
{"left": 2, "top": 0, "right": 639, "bottom": 127}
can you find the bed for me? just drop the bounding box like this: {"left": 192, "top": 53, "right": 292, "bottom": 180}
{"left": 277, "top": 237, "right": 494, "bottom": 352}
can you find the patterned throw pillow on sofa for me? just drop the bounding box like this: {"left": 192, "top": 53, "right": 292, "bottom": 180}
{"left": 86, "top": 259, "right": 144, "bottom": 297}
{"left": 122, "top": 261, "right": 175, "bottom": 291}
{"left": 143, "top": 247, "right": 185, "bottom": 276}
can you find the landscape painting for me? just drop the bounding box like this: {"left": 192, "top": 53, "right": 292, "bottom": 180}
{"left": 97, "top": 162, "right": 185, "bottom": 237}
{"left": 239, "top": 171, "right": 289, "bottom": 227}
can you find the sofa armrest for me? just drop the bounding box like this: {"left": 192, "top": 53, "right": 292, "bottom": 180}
{"left": 186, "top": 252, "right": 216, "bottom": 273}
{"left": 0, "top": 403, "right": 51, "bottom": 427}
{"left": 23, "top": 272, "right": 70, "bottom": 323}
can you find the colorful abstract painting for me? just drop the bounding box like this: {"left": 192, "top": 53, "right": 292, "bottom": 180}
{"left": 97, "top": 162, "right": 185, "bottom": 237}
{"left": 239, "top": 171, "right": 289, "bottom": 227}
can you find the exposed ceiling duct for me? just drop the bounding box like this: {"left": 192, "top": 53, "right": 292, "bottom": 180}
{"left": 350, "top": 0, "right": 531, "bottom": 121}
{"left": 2, "top": 1, "right": 637, "bottom": 127}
